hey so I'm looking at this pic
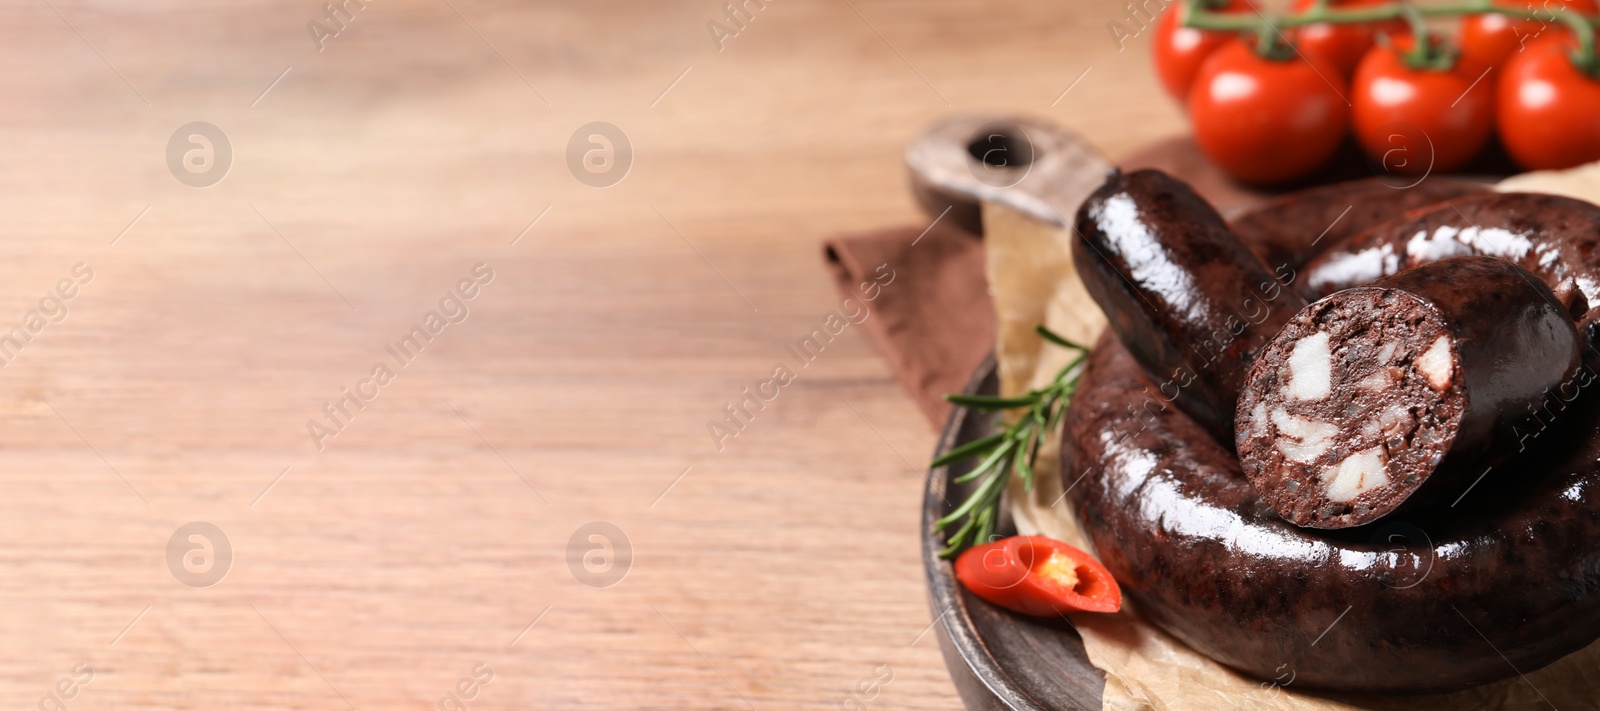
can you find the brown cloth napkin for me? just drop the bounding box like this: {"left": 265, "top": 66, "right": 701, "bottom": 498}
{"left": 823, "top": 221, "right": 993, "bottom": 425}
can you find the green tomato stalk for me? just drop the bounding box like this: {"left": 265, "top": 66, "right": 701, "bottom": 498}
{"left": 1181, "top": 0, "right": 1599, "bottom": 76}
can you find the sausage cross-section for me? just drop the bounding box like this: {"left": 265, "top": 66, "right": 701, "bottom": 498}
{"left": 1236, "top": 256, "right": 1583, "bottom": 528}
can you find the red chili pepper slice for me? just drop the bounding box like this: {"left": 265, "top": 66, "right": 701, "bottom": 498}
{"left": 954, "top": 535, "right": 1121, "bottom": 616}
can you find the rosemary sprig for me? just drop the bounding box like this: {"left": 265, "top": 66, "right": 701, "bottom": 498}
{"left": 932, "top": 324, "right": 1088, "bottom": 559}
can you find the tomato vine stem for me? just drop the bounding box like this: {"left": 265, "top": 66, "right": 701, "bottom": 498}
{"left": 1180, "top": 0, "right": 1599, "bottom": 75}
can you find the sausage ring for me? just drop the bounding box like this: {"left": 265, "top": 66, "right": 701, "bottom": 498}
{"left": 1061, "top": 174, "right": 1600, "bottom": 693}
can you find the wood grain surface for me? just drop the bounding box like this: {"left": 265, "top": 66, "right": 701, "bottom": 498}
{"left": 0, "top": 1, "right": 1188, "bottom": 708}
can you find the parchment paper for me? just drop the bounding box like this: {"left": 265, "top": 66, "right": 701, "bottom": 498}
{"left": 986, "top": 170, "right": 1600, "bottom": 711}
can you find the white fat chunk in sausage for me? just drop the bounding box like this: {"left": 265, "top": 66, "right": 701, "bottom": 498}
{"left": 1417, "top": 336, "right": 1454, "bottom": 391}
{"left": 1271, "top": 408, "right": 1339, "bottom": 463}
{"left": 1242, "top": 402, "right": 1268, "bottom": 441}
{"left": 1320, "top": 447, "right": 1390, "bottom": 502}
{"left": 1286, "top": 332, "right": 1333, "bottom": 401}
{"left": 1356, "top": 369, "right": 1392, "bottom": 392}
{"left": 1379, "top": 403, "right": 1416, "bottom": 438}
{"left": 1359, "top": 416, "right": 1382, "bottom": 440}
{"left": 1378, "top": 341, "right": 1397, "bottom": 363}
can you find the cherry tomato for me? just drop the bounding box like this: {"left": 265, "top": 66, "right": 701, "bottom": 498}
{"left": 1351, "top": 41, "right": 1494, "bottom": 174}
{"left": 1152, "top": 0, "right": 1258, "bottom": 101}
{"left": 1289, "top": 0, "right": 1409, "bottom": 77}
{"left": 954, "top": 535, "right": 1121, "bottom": 617}
{"left": 1188, "top": 41, "right": 1350, "bottom": 184}
{"left": 1458, "top": 0, "right": 1599, "bottom": 77}
{"left": 1497, "top": 36, "right": 1600, "bottom": 170}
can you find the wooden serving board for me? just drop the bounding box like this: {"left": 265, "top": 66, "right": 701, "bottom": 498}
{"left": 922, "top": 357, "right": 1106, "bottom": 710}
{"left": 912, "top": 149, "right": 1265, "bottom": 708}
{"left": 918, "top": 134, "right": 1510, "bottom": 710}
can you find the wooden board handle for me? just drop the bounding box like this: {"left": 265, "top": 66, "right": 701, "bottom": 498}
{"left": 904, "top": 114, "right": 1112, "bottom": 235}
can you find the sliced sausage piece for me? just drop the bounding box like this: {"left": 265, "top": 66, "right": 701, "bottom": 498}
{"left": 1073, "top": 169, "right": 1307, "bottom": 443}
{"left": 1230, "top": 178, "right": 1485, "bottom": 273}
{"left": 1237, "top": 256, "right": 1583, "bottom": 528}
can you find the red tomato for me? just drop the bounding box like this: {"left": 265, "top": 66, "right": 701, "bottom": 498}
{"left": 954, "top": 536, "right": 1121, "bottom": 617}
{"left": 1188, "top": 41, "right": 1351, "bottom": 184}
{"left": 1351, "top": 42, "right": 1495, "bottom": 174}
{"left": 1458, "top": 0, "right": 1599, "bottom": 77}
{"left": 1152, "top": 0, "right": 1257, "bottom": 101}
{"left": 1289, "top": 0, "right": 1409, "bottom": 77}
{"left": 1497, "top": 36, "right": 1600, "bottom": 170}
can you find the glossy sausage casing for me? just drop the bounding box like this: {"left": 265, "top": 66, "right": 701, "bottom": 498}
{"left": 1065, "top": 334, "right": 1600, "bottom": 692}
{"left": 1064, "top": 182, "right": 1600, "bottom": 692}
{"left": 1237, "top": 256, "right": 1583, "bottom": 528}
{"left": 1229, "top": 178, "right": 1484, "bottom": 273}
{"left": 1300, "top": 191, "right": 1600, "bottom": 332}
{"left": 1073, "top": 169, "right": 1306, "bottom": 442}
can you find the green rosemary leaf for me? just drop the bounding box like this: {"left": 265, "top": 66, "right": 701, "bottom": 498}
{"left": 933, "top": 324, "right": 1086, "bottom": 558}
{"left": 944, "top": 393, "right": 1040, "bottom": 409}
{"left": 952, "top": 437, "right": 1018, "bottom": 484}
{"left": 1050, "top": 354, "right": 1088, "bottom": 385}
{"left": 1015, "top": 438, "right": 1035, "bottom": 492}
{"left": 938, "top": 510, "right": 981, "bottom": 557}
{"left": 936, "top": 460, "right": 1010, "bottom": 527}
{"left": 929, "top": 432, "right": 1006, "bottom": 468}
{"left": 975, "top": 505, "right": 995, "bottom": 550}
{"left": 1035, "top": 324, "right": 1090, "bottom": 351}
{"left": 1045, "top": 399, "right": 1068, "bottom": 441}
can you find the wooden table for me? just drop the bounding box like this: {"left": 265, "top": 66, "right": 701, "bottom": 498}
{"left": 0, "top": 1, "right": 1184, "bottom": 707}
